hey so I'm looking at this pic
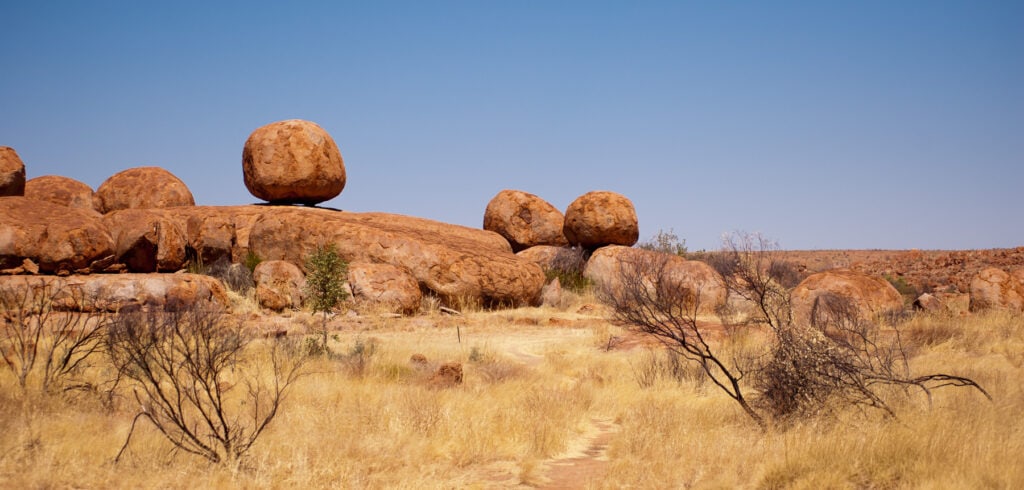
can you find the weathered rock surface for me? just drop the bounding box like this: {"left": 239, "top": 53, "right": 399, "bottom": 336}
{"left": 103, "top": 209, "right": 187, "bottom": 272}
{"left": 563, "top": 191, "right": 639, "bottom": 249}
{"left": 0, "top": 147, "right": 26, "bottom": 197}
{"left": 790, "top": 269, "right": 905, "bottom": 325}
{"left": 246, "top": 207, "right": 542, "bottom": 307}
{"left": 0, "top": 197, "right": 114, "bottom": 273}
{"left": 253, "top": 260, "right": 305, "bottom": 311}
{"left": 94, "top": 167, "right": 194, "bottom": 213}
{"left": 584, "top": 245, "right": 726, "bottom": 314}
{"left": 540, "top": 277, "right": 563, "bottom": 308}
{"left": 242, "top": 119, "right": 346, "bottom": 205}
{"left": 24, "top": 175, "right": 98, "bottom": 212}
{"left": 483, "top": 190, "right": 568, "bottom": 252}
{"left": 0, "top": 274, "right": 229, "bottom": 312}
{"left": 348, "top": 262, "right": 421, "bottom": 315}
{"left": 517, "top": 245, "right": 584, "bottom": 273}
{"left": 429, "top": 362, "right": 464, "bottom": 387}
{"left": 969, "top": 267, "right": 1024, "bottom": 312}
{"left": 912, "top": 293, "right": 944, "bottom": 313}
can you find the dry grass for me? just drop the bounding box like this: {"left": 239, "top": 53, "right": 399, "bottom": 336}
{"left": 0, "top": 297, "right": 1021, "bottom": 488}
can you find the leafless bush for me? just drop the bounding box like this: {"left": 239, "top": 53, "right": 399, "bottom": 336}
{"left": 604, "top": 231, "right": 991, "bottom": 429}
{"left": 206, "top": 256, "right": 254, "bottom": 293}
{"left": 0, "top": 279, "right": 109, "bottom": 393}
{"left": 546, "top": 246, "right": 591, "bottom": 292}
{"left": 106, "top": 307, "right": 305, "bottom": 464}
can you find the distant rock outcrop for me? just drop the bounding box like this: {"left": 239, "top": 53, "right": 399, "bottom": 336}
{"left": 25, "top": 175, "right": 98, "bottom": 212}
{"left": 242, "top": 119, "right": 346, "bottom": 205}
{"left": 0, "top": 147, "right": 26, "bottom": 197}
{"left": 0, "top": 197, "right": 114, "bottom": 274}
{"left": 94, "top": 166, "right": 195, "bottom": 213}
{"left": 790, "top": 269, "right": 905, "bottom": 325}
{"left": 563, "top": 191, "right": 639, "bottom": 249}
{"left": 483, "top": 189, "right": 568, "bottom": 252}
{"left": 348, "top": 262, "right": 421, "bottom": 315}
{"left": 253, "top": 260, "right": 306, "bottom": 311}
{"left": 969, "top": 267, "right": 1024, "bottom": 312}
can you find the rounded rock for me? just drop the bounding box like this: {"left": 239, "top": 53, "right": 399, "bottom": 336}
{"left": 563, "top": 191, "right": 639, "bottom": 249}
{"left": 483, "top": 189, "right": 568, "bottom": 252}
{"left": 0, "top": 147, "right": 26, "bottom": 197}
{"left": 242, "top": 119, "right": 346, "bottom": 205}
{"left": 95, "top": 167, "right": 195, "bottom": 213}
{"left": 790, "top": 269, "right": 905, "bottom": 325}
{"left": 25, "top": 175, "right": 97, "bottom": 212}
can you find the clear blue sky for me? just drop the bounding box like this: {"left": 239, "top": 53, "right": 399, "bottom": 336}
{"left": 2, "top": 1, "right": 1021, "bottom": 250}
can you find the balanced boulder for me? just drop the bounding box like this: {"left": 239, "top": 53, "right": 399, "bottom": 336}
{"left": 790, "top": 269, "right": 904, "bottom": 325}
{"left": 0, "top": 147, "right": 26, "bottom": 196}
{"left": 483, "top": 190, "right": 568, "bottom": 251}
{"left": 0, "top": 197, "right": 114, "bottom": 273}
{"left": 242, "top": 119, "right": 346, "bottom": 205}
{"left": 25, "top": 175, "right": 97, "bottom": 212}
{"left": 563, "top": 191, "right": 639, "bottom": 249}
{"left": 253, "top": 260, "right": 306, "bottom": 311}
{"left": 348, "top": 262, "right": 421, "bottom": 315}
{"left": 969, "top": 267, "right": 1024, "bottom": 312}
{"left": 95, "top": 166, "right": 195, "bottom": 213}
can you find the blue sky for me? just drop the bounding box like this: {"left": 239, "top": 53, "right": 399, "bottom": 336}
{"left": 2, "top": 1, "right": 1021, "bottom": 250}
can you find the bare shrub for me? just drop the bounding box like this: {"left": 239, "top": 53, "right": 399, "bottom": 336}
{"left": 545, "top": 246, "right": 591, "bottom": 293}
{"left": 637, "top": 228, "right": 688, "bottom": 256}
{"left": 603, "top": 231, "right": 991, "bottom": 429}
{"left": 106, "top": 307, "right": 305, "bottom": 464}
{"left": 205, "top": 256, "right": 254, "bottom": 293}
{"left": 0, "top": 278, "right": 109, "bottom": 393}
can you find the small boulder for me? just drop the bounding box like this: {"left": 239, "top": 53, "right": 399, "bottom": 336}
{"left": 95, "top": 166, "right": 195, "bottom": 213}
{"left": 103, "top": 209, "right": 187, "bottom": 272}
{"left": 24, "top": 175, "right": 98, "bottom": 212}
{"left": 348, "top": 262, "right": 421, "bottom": 315}
{"left": 429, "top": 361, "right": 464, "bottom": 387}
{"left": 969, "top": 267, "right": 1024, "bottom": 312}
{"left": 563, "top": 191, "right": 639, "bottom": 249}
{"left": 0, "top": 197, "right": 114, "bottom": 273}
{"left": 790, "top": 269, "right": 905, "bottom": 325}
{"left": 242, "top": 119, "right": 346, "bottom": 205}
{"left": 483, "top": 190, "right": 568, "bottom": 252}
{"left": 913, "top": 293, "right": 944, "bottom": 313}
{"left": 540, "top": 277, "right": 563, "bottom": 308}
{"left": 0, "top": 147, "right": 26, "bottom": 197}
{"left": 253, "top": 260, "right": 306, "bottom": 311}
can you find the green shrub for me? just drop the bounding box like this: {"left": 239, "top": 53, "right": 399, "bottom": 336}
{"left": 303, "top": 244, "right": 348, "bottom": 354}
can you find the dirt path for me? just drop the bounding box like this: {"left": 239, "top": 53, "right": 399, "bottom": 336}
{"left": 537, "top": 417, "right": 619, "bottom": 489}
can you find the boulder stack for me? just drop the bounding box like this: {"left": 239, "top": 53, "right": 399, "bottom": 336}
{"left": 242, "top": 119, "right": 346, "bottom": 205}
{"left": 0, "top": 197, "right": 114, "bottom": 274}
{"left": 563, "top": 191, "right": 639, "bottom": 249}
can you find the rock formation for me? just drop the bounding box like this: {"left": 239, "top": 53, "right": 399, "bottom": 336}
{"left": 94, "top": 166, "right": 195, "bottom": 213}
{"left": 563, "top": 191, "right": 639, "bottom": 249}
{"left": 790, "top": 269, "right": 905, "bottom": 325}
{"left": 0, "top": 274, "right": 228, "bottom": 312}
{"left": 0, "top": 147, "right": 26, "bottom": 196}
{"left": 348, "top": 262, "right": 422, "bottom": 315}
{"left": 253, "top": 260, "right": 306, "bottom": 311}
{"left": 242, "top": 119, "right": 346, "bottom": 205}
{"left": 24, "top": 175, "right": 97, "bottom": 212}
{"left": 969, "top": 267, "right": 1024, "bottom": 312}
{"left": 0, "top": 197, "right": 114, "bottom": 273}
{"left": 103, "top": 209, "right": 188, "bottom": 273}
{"left": 483, "top": 189, "right": 568, "bottom": 251}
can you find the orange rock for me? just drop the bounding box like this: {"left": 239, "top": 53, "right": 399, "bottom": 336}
{"left": 253, "top": 260, "right": 306, "bottom": 311}
{"left": 969, "top": 267, "right": 1024, "bottom": 312}
{"left": 24, "top": 175, "right": 97, "bottom": 212}
{"left": 348, "top": 262, "right": 421, "bottom": 315}
{"left": 483, "top": 189, "right": 568, "bottom": 252}
{"left": 0, "top": 273, "right": 228, "bottom": 312}
{"left": 0, "top": 147, "right": 25, "bottom": 197}
{"left": 790, "top": 269, "right": 904, "bottom": 325}
{"left": 95, "top": 166, "right": 195, "bottom": 213}
{"left": 563, "top": 191, "right": 639, "bottom": 249}
{"left": 429, "top": 362, "right": 463, "bottom": 387}
{"left": 242, "top": 119, "right": 345, "bottom": 205}
{"left": 103, "top": 209, "right": 187, "bottom": 272}
{"left": 0, "top": 197, "right": 114, "bottom": 273}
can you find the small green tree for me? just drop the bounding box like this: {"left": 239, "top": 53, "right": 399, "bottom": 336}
{"left": 303, "top": 243, "right": 348, "bottom": 354}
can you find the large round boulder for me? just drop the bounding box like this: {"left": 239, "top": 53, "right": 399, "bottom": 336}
{"left": 0, "top": 197, "right": 114, "bottom": 273}
{"left": 0, "top": 147, "right": 26, "bottom": 196}
{"left": 242, "top": 119, "right": 346, "bottom": 205}
{"left": 253, "top": 260, "right": 306, "bottom": 311}
{"left": 563, "top": 191, "right": 639, "bottom": 249}
{"left": 969, "top": 267, "right": 1024, "bottom": 312}
{"left": 584, "top": 245, "right": 726, "bottom": 314}
{"left": 348, "top": 262, "right": 422, "bottom": 315}
{"left": 483, "top": 190, "right": 568, "bottom": 252}
{"left": 24, "top": 175, "right": 97, "bottom": 212}
{"left": 790, "top": 269, "right": 904, "bottom": 326}
{"left": 95, "top": 166, "right": 195, "bottom": 213}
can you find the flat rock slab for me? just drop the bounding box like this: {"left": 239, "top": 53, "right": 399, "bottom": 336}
{"left": 0, "top": 273, "right": 229, "bottom": 312}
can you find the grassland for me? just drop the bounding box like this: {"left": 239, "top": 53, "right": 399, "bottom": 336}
{"left": 0, "top": 293, "right": 1021, "bottom": 489}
